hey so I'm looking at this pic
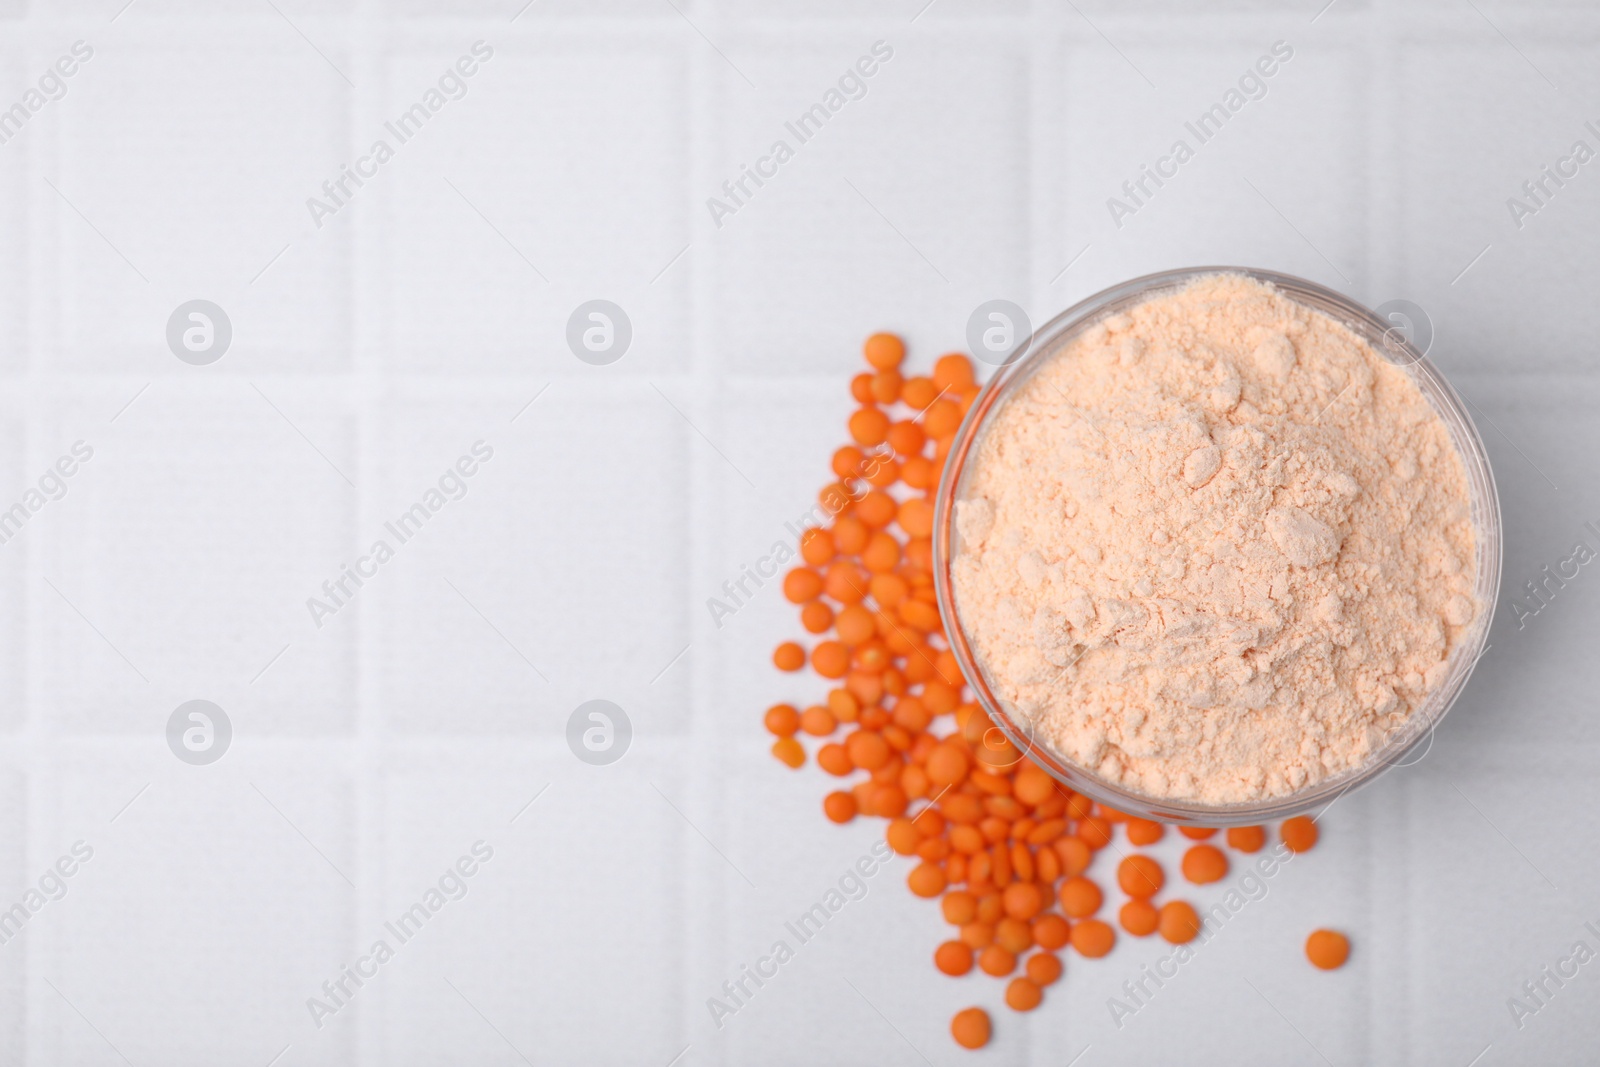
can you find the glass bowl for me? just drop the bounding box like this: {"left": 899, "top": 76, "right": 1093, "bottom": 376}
{"left": 932, "top": 267, "right": 1502, "bottom": 826}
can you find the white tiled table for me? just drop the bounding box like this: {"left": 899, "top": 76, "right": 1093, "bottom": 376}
{"left": 1, "top": 1, "right": 1597, "bottom": 1064}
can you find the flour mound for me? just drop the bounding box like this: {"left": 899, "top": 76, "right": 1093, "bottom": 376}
{"left": 951, "top": 274, "right": 1478, "bottom": 804}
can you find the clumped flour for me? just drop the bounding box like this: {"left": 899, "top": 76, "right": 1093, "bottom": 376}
{"left": 952, "top": 274, "right": 1478, "bottom": 804}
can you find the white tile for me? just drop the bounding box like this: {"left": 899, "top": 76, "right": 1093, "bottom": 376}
{"left": 0, "top": 409, "right": 28, "bottom": 731}
{"left": 0, "top": 771, "right": 26, "bottom": 1063}
{"left": 367, "top": 33, "right": 689, "bottom": 375}
{"left": 708, "top": 379, "right": 847, "bottom": 741}
{"left": 49, "top": 27, "right": 351, "bottom": 371}
{"left": 1057, "top": 36, "right": 1368, "bottom": 308}
{"left": 0, "top": 36, "right": 28, "bottom": 371}
{"left": 374, "top": 760, "right": 687, "bottom": 1066}
{"left": 1393, "top": 43, "right": 1600, "bottom": 373}
{"left": 711, "top": 32, "right": 1030, "bottom": 376}
{"left": 38, "top": 381, "right": 357, "bottom": 734}
{"left": 713, "top": 746, "right": 947, "bottom": 1066}
{"left": 715, "top": 0, "right": 1024, "bottom": 17}
{"left": 1423, "top": 373, "right": 1600, "bottom": 752}
{"left": 42, "top": 762, "right": 356, "bottom": 1066}
{"left": 1400, "top": 751, "right": 1600, "bottom": 1065}
{"left": 372, "top": 381, "right": 690, "bottom": 733}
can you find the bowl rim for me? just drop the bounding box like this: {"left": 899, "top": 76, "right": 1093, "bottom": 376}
{"left": 931, "top": 266, "right": 1503, "bottom": 825}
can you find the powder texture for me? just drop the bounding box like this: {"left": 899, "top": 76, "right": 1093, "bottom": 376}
{"left": 951, "top": 274, "right": 1478, "bottom": 803}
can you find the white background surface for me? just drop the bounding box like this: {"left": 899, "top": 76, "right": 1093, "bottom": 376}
{"left": 0, "top": 0, "right": 1598, "bottom": 1064}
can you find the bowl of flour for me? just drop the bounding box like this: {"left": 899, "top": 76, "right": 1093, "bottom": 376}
{"left": 934, "top": 269, "right": 1500, "bottom": 822}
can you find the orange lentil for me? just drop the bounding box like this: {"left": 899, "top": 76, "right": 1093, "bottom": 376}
{"left": 923, "top": 399, "right": 963, "bottom": 439}
{"left": 1126, "top": 818, "right": 1164, "bottom": 846}
{"left": 960, "top": 922, "right": 994, "bottom": 949}
{"left": 864, "top": 332, "right": 905, "bottom": 370}
{"left": 935, "top": 940, "right": 974, "bottom": 977}
{"left": 1058, "top": 876, "right": 1102, "bottom": 918}
{"left": 1070, "top": 919, "right": 1115, "bottom": 958}
{"left": 1118, "top": 855, "right": 1165, "bottom": 899}
{"left": 886, "top": 818, "right": 920, "bottom": 856}
{"left": 770, "top": 737, "right": 804, "bottom": 768}
{"left": 926, "top": 742, "right": 969, "bottom": 787}
{"left": 1158, "top": 901, "right": 1203, "bottom": 944}
{"left": 1011, "top": 842, "right": 1035, "bottom": 884}
{"left": 848, "top": 406, "right": 889, "bottom": 447}
{"left": 799, "top": 527, "right": 833, "bottom": 566}
{"left": 1226, "top": 825, "right": 1266, "bottom": 853}
{"left": 810, "top": 642, "right": 850, "bottom": 679}
{"left": 764, "top": 703, "right": 800, "bottom": 737}
{"left": 1034, "top": 846, "right": 1062, "bottom": 885}
{"left": 784, "top": 566, "right": 825, "bottom": 601}
{"left": 1282, "top": 815, "right": 1319, "bottom": 853}
{"left": 941, "top": 792, "right": 984, "bottom": 825}
{"left": 831, "top": 445, "right": 865, "bottom": 480}
{"left": 1054, "top": 836, "right": 1092, "bottom": 877}
{"left": 773, "top": 642, "right": 805, "bottom": 671}
{"left": 898, "top": 498, "right": 935, "bottom": 539}
{"left": 915, "top": 808, "right": 945, "bottom": 839}
{"left": 862, "top": 532, "right": 901, "bottom": 573}
{"left": 800, "top": 600, "right": 833, "bottom": 634}
{"left": 909, "top": 863, "right": 947, "bottom": 898}
{"left": 978, "top": 944, "right": 1017, "bottom": 977}
{"left": 950, "top": 825, "right": 985, "bottom": 854}
{"left": 901, "top": 375, "right": 939, "bottom": 411}
{"left": 950, "top": 1008, "right": 990, "bottom": 1051}
{"left": 841, "top": 731, "right": 887, "bottom": 771}
{"left": 942, "top": 890, "right": 978, "bottom": 925}
{"left": 1181, "top": 845, "right": 1229, "bottom": 885}
{"left": 1011, "top": 767, "right": 1055, "bottom": 807}
{"left": 818, "top": 481, "right": 851, "bottom": 514}
{"left": 1005, "top": 976, "right": 1043, "bottom": 1012}
{"left": 816, "top": 743, "right": 852, "bottom": 777}
{"left": 1179, "top": 826, "right": 1218, "bottom": 840}
{"left": 823, "top": 791, "right": 856, "bottom": 824}
{"left": 933, "top": 353, "right": 976, "bottom": 392}
{"left": 855, "top": 490, "right": 897, "bottom": 528}
{"left": 831, "top": 515, "right": 869, "bottom": 555}
{"left": 1077, "top": 816, "right": 1113, "bottom": 850}
{"left": 995, "top": 917, "right": 1032, "bottom": 955}
{"left": 845, "top": 670, "right": 882, "bottom": 706}
{"left": 864, "top": 456, "right": 899, "bottom": 488}
{"left": 1031, "top": 913, "right": 1069, "bottom": 951}
{"left": 1026, "top": 951, "right": 1063, "bottom": 986}
{"left": 886, "top": 420, "right": 925, "bottom": 457}
{"left": 850, "top": 373, "right": 874, "bottom": 404}
{"left": 827, "top": 689, "right": 859, "bottom": 722}
{"left": 834, "top": 604, "right": 876, "bottom": 645}
{"left": 1305, "top": 929, "right": 1350, "bottom": 970}
{"left": 921, "top": 679, "right": 959, "bottom": 715}
{"left": 823, "top": 561, "right": 869, "bottom": 604}
{"left": 870, "top": 571, "right": 909, "bottom": 608}
{"left": 1119, "top": 899, "right": 1159, "bottom": 937}
{"left": 900, "top": 454, "right": 936, "bottom": 489}
{"left": 892, "top": 696, "right": 932, "bottom": 734}
{"left": 870, "top": 370, "right": 902, "bottom": 405}
{"left": 799, "top": 706, "right": 836, "bottom": 737}
{"left": 871, "top": 784, "right": 909, "bottom": 819}
{"left": 854, "top": 641, "right": 890, "bottom": 673}
{"left": 1000, "top": 882, "right": 1043, "bottom": 923}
